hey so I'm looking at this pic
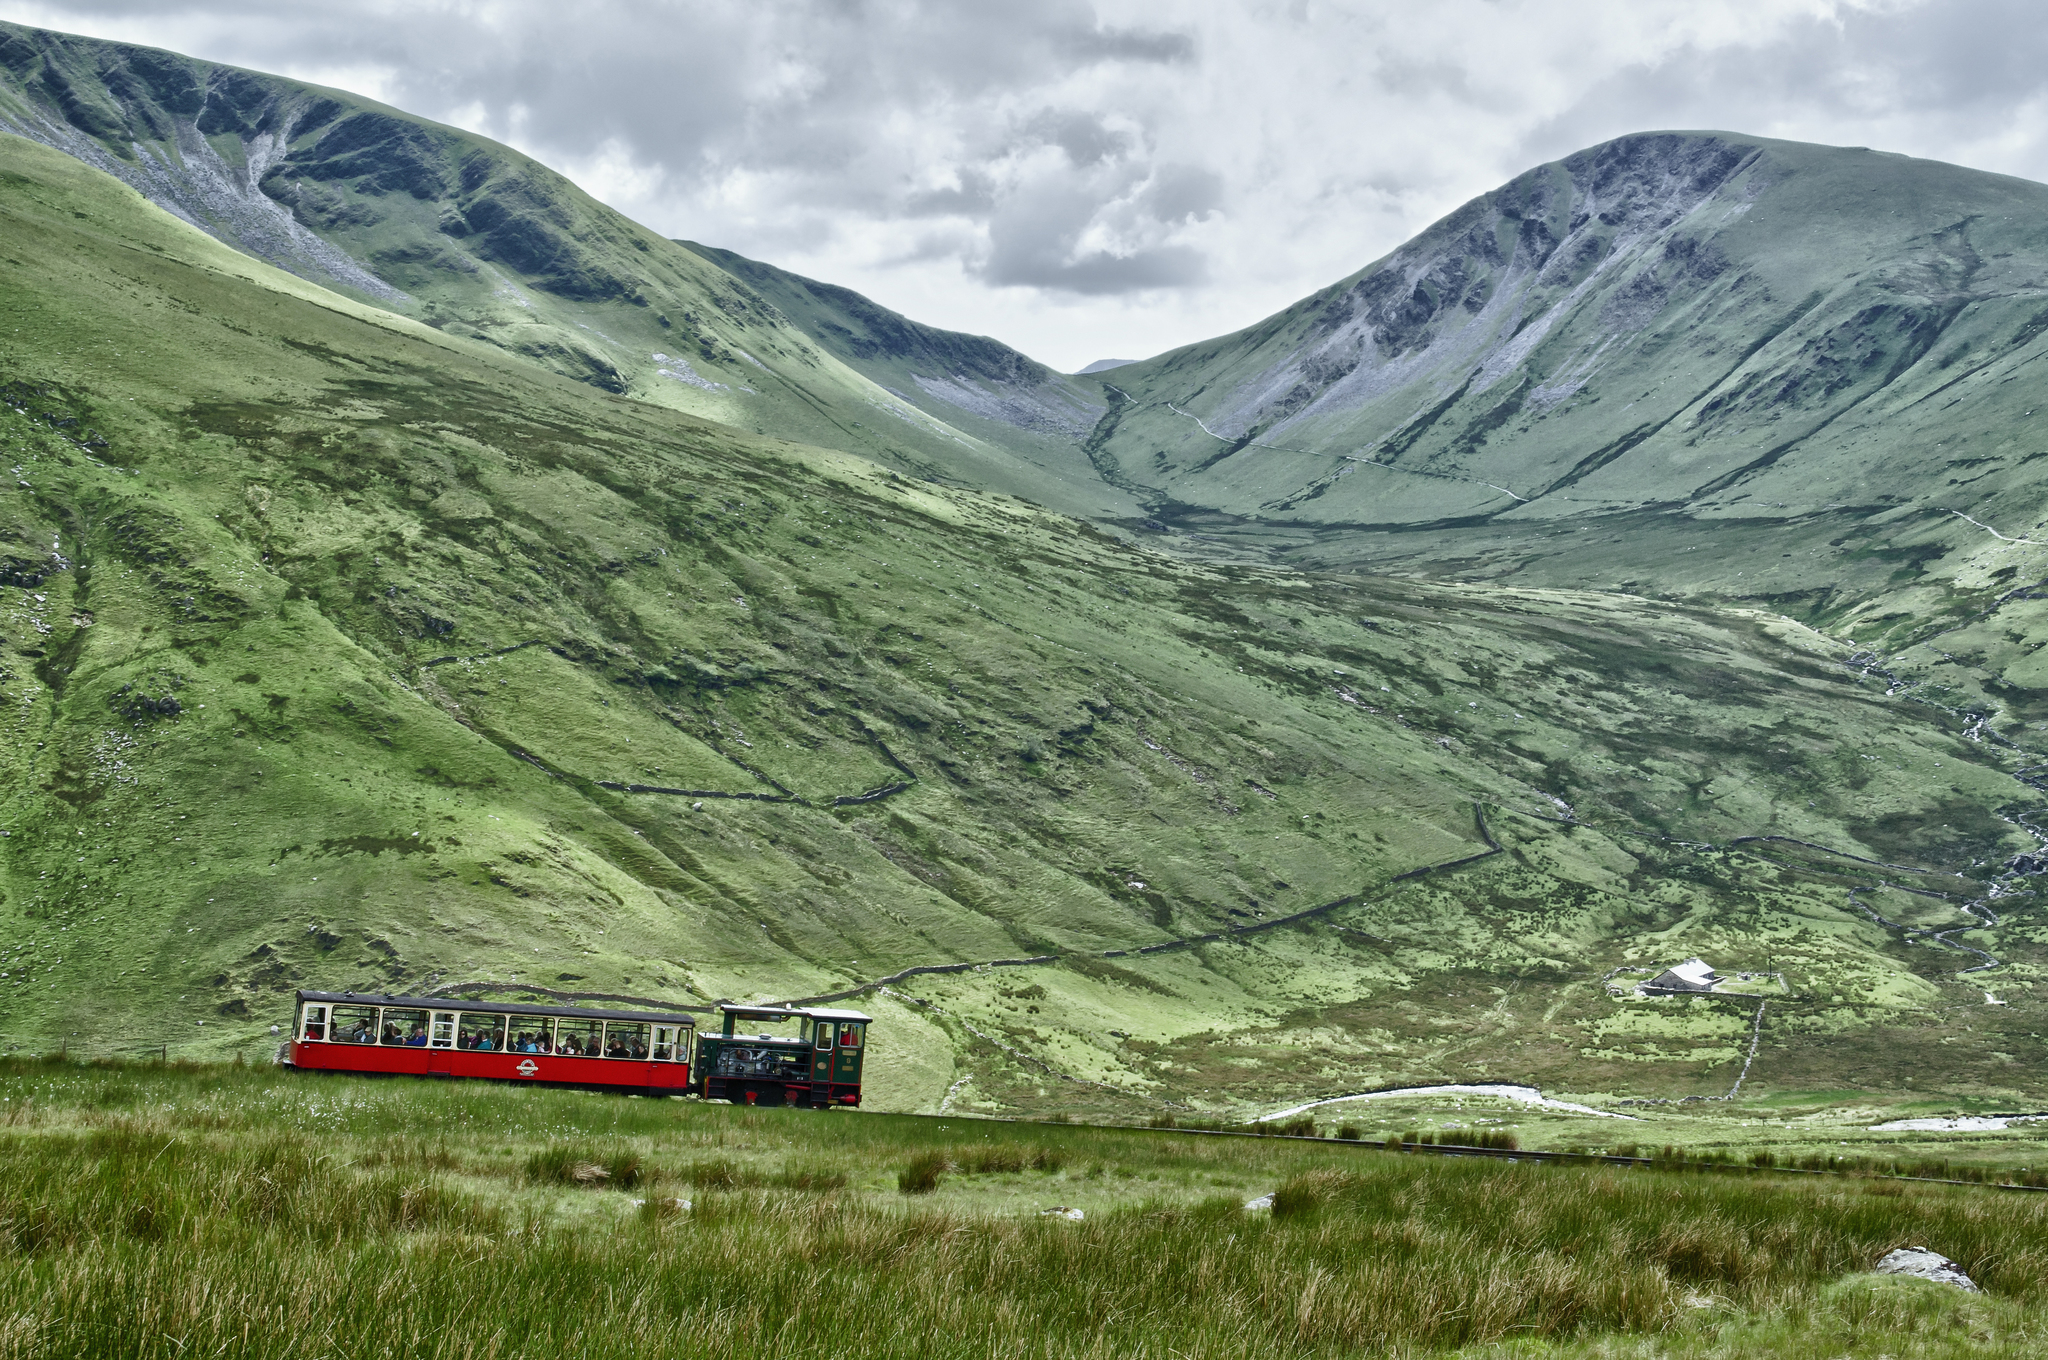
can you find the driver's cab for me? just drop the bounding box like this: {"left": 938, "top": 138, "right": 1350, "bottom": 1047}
{"left": 695, "top": 1004, "right": 871, "bottom": 1107}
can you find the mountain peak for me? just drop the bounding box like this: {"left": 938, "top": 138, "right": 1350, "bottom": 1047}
{"left": 1085, "top": 127, "right": 2048, "bottom": 601}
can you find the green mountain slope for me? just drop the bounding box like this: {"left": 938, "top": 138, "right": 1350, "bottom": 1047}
{"left": 4, "top": 132, "right": 2045, "bottom": 1117}
{"left": 1089, "top": 134, "right": 2048, "bottom": 619}
{"left": 678, "top": 241, "right": 1112, "bottom": 502}
{"left": 1083, "top": 133, "right": 2048, "bottom": 890}
{"left": 0, "top": 19, "right": 1134, "bottom": 521}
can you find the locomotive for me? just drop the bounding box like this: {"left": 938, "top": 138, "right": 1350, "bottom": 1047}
{"left": 695, "top": 1003, "right": 871, "bottom": 1107}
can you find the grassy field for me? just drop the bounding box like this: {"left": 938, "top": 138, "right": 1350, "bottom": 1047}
{"left": 1, "top": 1059, "right": 2046, "bottom": 1358}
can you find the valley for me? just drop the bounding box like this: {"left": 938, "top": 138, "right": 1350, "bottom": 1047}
{"left": 0, "top": 19, "right": 2043, "bottom": 1144}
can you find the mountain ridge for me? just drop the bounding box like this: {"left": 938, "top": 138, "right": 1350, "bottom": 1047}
{"left": 1087, "top": 130, "right": 2048, "bottom": 636}
{"left": 0, "top": 18, "right": 1138, "bottom": 520}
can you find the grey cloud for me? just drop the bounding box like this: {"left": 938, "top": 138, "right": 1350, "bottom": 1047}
{"left": 1060, "top": 25, "right": 1197, "bottom": 65}
{"left": 904, "top": 171, "right": 1001, "bottom": 219}
{"left": 1372, "top": 56, "right": 1480, "bottom": 103}
{"left": 985, "top": 239, "right": 1207, "bottom": 293}
{"left": 979, "top": 165, "right": 1212, "bottom": 294}
{"left": 1141, "top": 164, "right": 1224, "bottom": 225}
{"left": 1025, "top": 109, "right": 1131, "bottom": 168}
{"left": 1523, "top": 0, "right": 2048, "bottom": 181}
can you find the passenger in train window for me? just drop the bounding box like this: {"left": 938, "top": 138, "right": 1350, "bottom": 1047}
{"left": 406, "top": 1026, "right": 429, "bottom": 1047}
{"left": 555, "top": 1018, "right": 600, "bottom": 1057}
{"left": 330, "top": 1005, "right": 378, "bottom": 1044}
{"left": 458, "top": 1012, "right": 503, "bottom": 1053}
{"left": 604, "top": 1022, "right": 649, "bottom": 1059}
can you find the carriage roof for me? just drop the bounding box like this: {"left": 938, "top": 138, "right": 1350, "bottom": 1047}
{"left": 716, "top": 1003, "right": 873, "bottom": 1023}
{"left": 296, "top": 989, "right": 701, "bottom": 1027}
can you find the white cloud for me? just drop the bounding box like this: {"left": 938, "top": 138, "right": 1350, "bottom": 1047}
{"left": 5, "top": 1, "right": 2043, "bottom": 371}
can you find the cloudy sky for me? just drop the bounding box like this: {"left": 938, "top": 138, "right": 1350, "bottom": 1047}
{"left": 3, "top": 1, "right": 2045, "bottom": 370}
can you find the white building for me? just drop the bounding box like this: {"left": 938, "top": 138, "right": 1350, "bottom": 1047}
{"left": 1645, "top": 958, "right": 1720, "bottom": 993}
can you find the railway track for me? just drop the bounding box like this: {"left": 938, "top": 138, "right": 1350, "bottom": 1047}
{"left": 1113, "top": 1123, "right": 2048, "bottom": 1194}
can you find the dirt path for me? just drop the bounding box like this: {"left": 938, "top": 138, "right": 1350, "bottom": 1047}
{"left": 781, "top": 802, "right": 1504, "bottom": 1008}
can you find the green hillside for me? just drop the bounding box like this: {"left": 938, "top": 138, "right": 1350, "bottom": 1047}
{"left": 3, "top": 130, "right": 2044, "bottom": 1121}
{"left": 1087, "top": 133, "right": 2048, "bottom": 615}
{"left": 678, "top": 241, "right": 1116, "bottom": 510}
{"left": 0, "top": 19, "right": 1138, "bottom": 521}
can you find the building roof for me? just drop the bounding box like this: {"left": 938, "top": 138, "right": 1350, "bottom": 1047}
{"left": 1664, "top": 958, "right": 1718, "bottom": 986}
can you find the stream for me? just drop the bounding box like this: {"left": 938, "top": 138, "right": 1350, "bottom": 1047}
{"left": 1258, "top": 1083, "right": 1642, "bottom": 1123}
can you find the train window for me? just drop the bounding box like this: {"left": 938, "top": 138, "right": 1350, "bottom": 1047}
{"left": 651, "top": 1025, "right": 682, "bottom": 1062}
{"left": 603, "top": 1022, "right": 649, "bottom": 1059}
{"left": 429, "top": 1013, "right": 457, "bottom": 1049}
{"left": 554, "top": 1017, "right": 602, "bottom": 1058}
{"left": 814, "top": 1022, "right": 833, "bottom": 1051}
{"left": 299, "top": 1004, "right": 328, "bottom": 1042}
{"left": 457, "top": 1013, "right": 506, "bottom": 1051}
{"left": 381, "top": 1007, "right": 429, "bottom": 1046}
{"left": 330, "top": 1005, "right": 378, "bottom": 1044}
{"left": 507, "top": 1021, "right": 552, "bottom": 1054}
{"left": 838, "top": 1022, "right": 863, "bottom": 1048}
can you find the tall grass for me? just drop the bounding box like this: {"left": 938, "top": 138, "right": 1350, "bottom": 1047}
{"left": 5, "top": 1131, "right": 2044, "bottom": 1358}
{"left": 525, "top": 1144, "right": 645, "bottom": 1189}
{"left": 0, "top": 1060, "right": 2044, "bottom": 1357}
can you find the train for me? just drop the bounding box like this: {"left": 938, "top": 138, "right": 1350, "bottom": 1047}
{"left": 286, "top": 990, "right": 870, "bottom": 1107}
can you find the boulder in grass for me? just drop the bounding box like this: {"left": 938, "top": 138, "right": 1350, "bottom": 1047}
{"left": 1872, "top": 1247, "right": 1979, "bottom": 1291}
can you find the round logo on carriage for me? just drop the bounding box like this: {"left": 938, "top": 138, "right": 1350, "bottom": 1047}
{"left": 517, "top": 1059, "right": 539, "bottom": 1076}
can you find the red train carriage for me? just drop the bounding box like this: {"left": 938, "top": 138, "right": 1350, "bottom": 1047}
{"left": 695, "top": 1004, "right": 870, "bottom": 1108}
{"left": 287, "top": 990, "right": 697, "bottom": 1094}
